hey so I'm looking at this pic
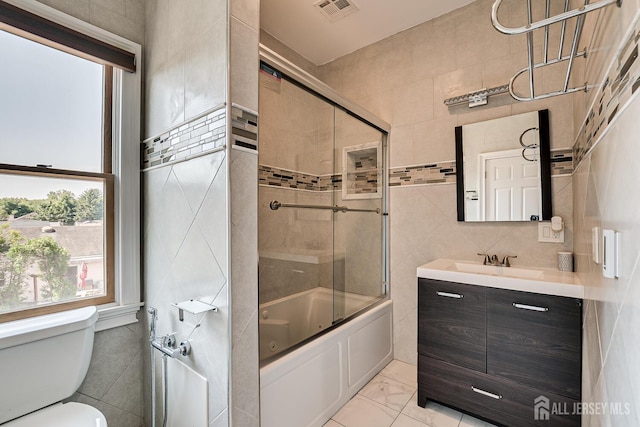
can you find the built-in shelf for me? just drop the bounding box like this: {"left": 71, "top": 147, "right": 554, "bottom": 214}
{"left": 172, "top": 299, "right": 218, "bottom": 321}
{"left": 342, "top": 142, "right": 382, "bottom": 200}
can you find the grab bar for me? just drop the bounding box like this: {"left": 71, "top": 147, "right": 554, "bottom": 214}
{"left": 269, "top": 200, "right": 380, "bottom": 214}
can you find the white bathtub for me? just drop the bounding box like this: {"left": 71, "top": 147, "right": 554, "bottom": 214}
{"left": 259, "top": 287, "right": 381, "bottom": 360}
{"left": 260, "top": 288, "right": 393, "bottom": 427}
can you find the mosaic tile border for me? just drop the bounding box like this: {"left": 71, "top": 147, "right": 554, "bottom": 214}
{"left": 142, "top": 106, "right": 226, "bottom": 170}
{"left": 550, "top": 148, "right": 574, "bottom": 175}
{"left": 390, "top": 161, "right": 456, "bottom": 187}
{"left": 258, "top": 165, "right": 341, "bottom": 191}
{"left": 260, "top": 151, "right": 572, "bottom": 192}
{"left": 231, "top": 105, "right": 258, "bottom": 151}
{"left": 574, "top": 16, "right": 640, "bottom": 166}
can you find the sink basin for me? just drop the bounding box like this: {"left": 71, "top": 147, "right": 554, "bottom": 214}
{"left": 452, "top": 262, "right": 544, "bottom": 279}
{"left": 417, "top": 259, "right": 583, "bottom": 299}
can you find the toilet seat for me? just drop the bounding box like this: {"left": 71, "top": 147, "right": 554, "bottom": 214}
{"left": 4, "top": 402, "right": 107, "bottom": 427}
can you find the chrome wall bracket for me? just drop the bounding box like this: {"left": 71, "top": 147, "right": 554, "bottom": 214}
{"left": 444, "top": 85, "right": 510, "bottom": 108}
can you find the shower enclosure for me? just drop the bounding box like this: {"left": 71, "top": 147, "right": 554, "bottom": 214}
{"left": 258, "top": 57, "right": 388, "bottom": 362}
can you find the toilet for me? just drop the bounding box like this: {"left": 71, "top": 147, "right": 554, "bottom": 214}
{"left": 0, "top": 306, "right": 108, "bottom": 426}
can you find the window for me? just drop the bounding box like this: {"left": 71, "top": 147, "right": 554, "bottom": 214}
{"left": 0, "top": 2, "right": 140, "bottom": 325}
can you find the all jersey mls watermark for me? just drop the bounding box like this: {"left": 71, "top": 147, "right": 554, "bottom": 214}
{"left": 534, "top": 395, "right": 632, "bottom": 420}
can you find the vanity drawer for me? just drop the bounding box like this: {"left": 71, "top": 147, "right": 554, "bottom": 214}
{"left": 418, "top": 278, "right": 486, "bottom": 372}
{"left": 418, "top": 355, "right": 580, "bottom": 427}
{"left": 486, "top": 288, "right": 582, "bottom": 399}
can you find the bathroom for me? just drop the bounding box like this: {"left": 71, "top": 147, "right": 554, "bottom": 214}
{"left": 0, "top": 0, "right": 638, "bottom": 426}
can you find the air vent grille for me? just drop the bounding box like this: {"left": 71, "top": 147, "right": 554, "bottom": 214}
{"left": 314, "top": 0, "right": 359, "bottom": 23}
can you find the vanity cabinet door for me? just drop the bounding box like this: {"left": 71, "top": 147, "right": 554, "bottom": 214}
{"left": 418, "top": 278, "right": 486, "bottom": 372}
{"left": 486, "top": 288, "right": 582, "bottom": 399}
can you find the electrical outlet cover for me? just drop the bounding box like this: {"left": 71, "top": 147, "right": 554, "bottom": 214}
{"left": 538, "top": 222, "right": 564, "bottom": 243}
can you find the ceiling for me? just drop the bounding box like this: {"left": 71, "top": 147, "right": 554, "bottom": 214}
{"left": 260, "top": 0, "right": 477, "bottom": 66}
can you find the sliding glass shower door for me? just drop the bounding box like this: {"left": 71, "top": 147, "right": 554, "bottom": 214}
{"left": 258, "top": 64, "right": 387, "bottom": 361}
{"left": 332, "top": 109, "right": 385, "bottom": 323}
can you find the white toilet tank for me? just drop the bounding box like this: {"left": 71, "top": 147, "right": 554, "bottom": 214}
{"left": 0, "top": 306, "right": 100, "bottom": 424}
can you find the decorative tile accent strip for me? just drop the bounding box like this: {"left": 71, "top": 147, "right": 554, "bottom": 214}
{"left": 142, "top": 106, "right": 226, "bottom": 170}
{"left": 258, "top": 165, "right": 341, "bottom": 191}
{"left": 550, "top": 148, "right": 574, "bottom": 175}
{"left": 574, "top": 17, "right": 640, "bottom": 166}
{"left": 231, "top": 105, "right": 258, "bottom": 151}
{"left": 261, "top": 153, "right": 570, "bottom": 191}
{"left": 389, "top": 161, "right": 456, "bottom": 187}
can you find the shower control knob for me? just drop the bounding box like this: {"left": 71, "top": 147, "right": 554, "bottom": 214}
{"left": 179, "top": 340, "right": 191, "bottom": 356}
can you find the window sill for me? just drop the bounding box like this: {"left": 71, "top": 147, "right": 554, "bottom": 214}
{"left": 96, "top": 302, "right": 144, "bottom": 332}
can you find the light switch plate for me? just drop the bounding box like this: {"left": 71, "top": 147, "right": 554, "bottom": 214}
{"left": 538, "top": 222, "right": 565, "bottom": 243}
{"left": 592, "top": 227, "right": 600, "bottom": 264}
{"left": 603, "top": 229, "right": 615, "bottom": 278}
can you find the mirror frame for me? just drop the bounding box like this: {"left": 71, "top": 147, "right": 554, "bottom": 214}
{"left": 455, "top": 109, "right": 552, "bottom": 222}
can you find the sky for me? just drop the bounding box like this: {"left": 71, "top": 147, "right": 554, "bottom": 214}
{"left": 0, "top": 29, "right": 103, "bottom": 199}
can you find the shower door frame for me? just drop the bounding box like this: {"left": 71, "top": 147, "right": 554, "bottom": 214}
{"left": 259, "top": 44, "right": 391, "bottom": 300}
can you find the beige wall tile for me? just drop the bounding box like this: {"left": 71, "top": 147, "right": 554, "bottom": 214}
{"left": 230, "top": 17, "right": 259, "bottom": 111}
{"left": 89, "top": 2, "right": 143, "bottom": 44}
{"left": 185, "top": 21, "right": 227, "bottom": 120}
{"left": 36, "top": 0, "right": 90, "bottom": 22}
{"left": 231, "top": 0, "right": 259, "bottom": 31}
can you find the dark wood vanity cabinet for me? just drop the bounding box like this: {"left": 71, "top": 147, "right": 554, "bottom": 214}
{"left": 418, "top": 278, "right": 582, "bottom": 427}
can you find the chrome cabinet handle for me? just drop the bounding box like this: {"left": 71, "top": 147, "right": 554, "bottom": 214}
{"left": 436, "top": 291, "right": 464, "bottom": 299}
{"left": 513, "top": 303, "right": 549, "bottom": 312}
{"left": 471, "top": 386, "right": 502, "bottom": 400}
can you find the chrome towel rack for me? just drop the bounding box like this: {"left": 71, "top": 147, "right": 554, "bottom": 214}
{"left": 269, "top": 200, "right": 380, "bottom": 214}
{"left": 491, "top": 0, "right": 622, "bottom": 101}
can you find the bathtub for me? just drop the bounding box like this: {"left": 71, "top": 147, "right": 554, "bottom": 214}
{"left": 259, "top": 287, "right": 381, "bottom": 360}
{"left": 260, "top": 287, "right": 393, "bottom": 427}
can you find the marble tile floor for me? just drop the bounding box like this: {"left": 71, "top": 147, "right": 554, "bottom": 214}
{"left": 323, "top": 360, "right": 498, "bottom": 427}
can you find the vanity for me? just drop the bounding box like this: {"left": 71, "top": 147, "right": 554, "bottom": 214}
{"left": 417, "top": 259, "right": 583, "bottom": 427}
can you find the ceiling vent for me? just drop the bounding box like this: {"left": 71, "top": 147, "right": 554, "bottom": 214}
{"left": 314, "top": 0, "right": 359, "bottom": 23}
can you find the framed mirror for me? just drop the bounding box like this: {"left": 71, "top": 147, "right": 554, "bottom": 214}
{"left": 456, "top": 110, "right": 551, "bottom": 222}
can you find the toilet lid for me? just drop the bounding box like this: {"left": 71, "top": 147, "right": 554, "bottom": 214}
{"left": 4, "top": 402, "right": 107, "bottom": 427}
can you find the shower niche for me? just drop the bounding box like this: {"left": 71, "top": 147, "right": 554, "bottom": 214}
{"left": 342, "top": 142, "right": 382, "bottom": 200}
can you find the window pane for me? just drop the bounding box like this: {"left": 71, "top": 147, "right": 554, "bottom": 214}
{"left": 0, "top": 30, "right": 103, "bottom": 172}
{"left": 0, "top": 174, "right": 105, "bottom": 314}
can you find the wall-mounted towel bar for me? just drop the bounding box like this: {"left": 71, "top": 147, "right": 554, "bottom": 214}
{"left": 491, "top": 0, "right": 622, "bottom": 101}
{"left": 269, "top": 200, "right": 380, "bottom": 214}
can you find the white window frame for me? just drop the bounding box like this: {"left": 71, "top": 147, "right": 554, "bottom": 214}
{"left": 3, "top": 0, "right": 142, "bottom": 330}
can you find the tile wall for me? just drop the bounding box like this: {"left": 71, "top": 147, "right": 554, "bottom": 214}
{"left": 33, "top": 1, "right": 146, "bottom": 425}
{"left": 229, "top": 0, "right": 260, "bottom": 424}
{"left": 144, "top": 0, "right": 227, "bottom": 138}
{"left": 144, "top": 1, "right": 235, "bottom": 426}
{"left": 572, "top": 1, "right": 640, "bottom": 425}
{"left": 284, "top": 0, "right": 577, "bottom": 363}
{"left": 36, "top": 0, "right": 145, "bottom": 44}
{"left": 142, "top": 147, "right": 230, "bottom": 427}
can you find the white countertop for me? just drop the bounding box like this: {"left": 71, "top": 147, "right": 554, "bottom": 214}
{"left": 417, "top": 259, "right": 583, "bottom": 299}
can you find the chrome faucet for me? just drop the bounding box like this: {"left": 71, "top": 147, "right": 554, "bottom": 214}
{"left": 147, "top": 307, "right": 191, "bottom": 358}
{"left": 502, "top": 255, "right": 517, "bottom": 267}
{"left": 478, "top": 253, "right": 517, "bottom": 267}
